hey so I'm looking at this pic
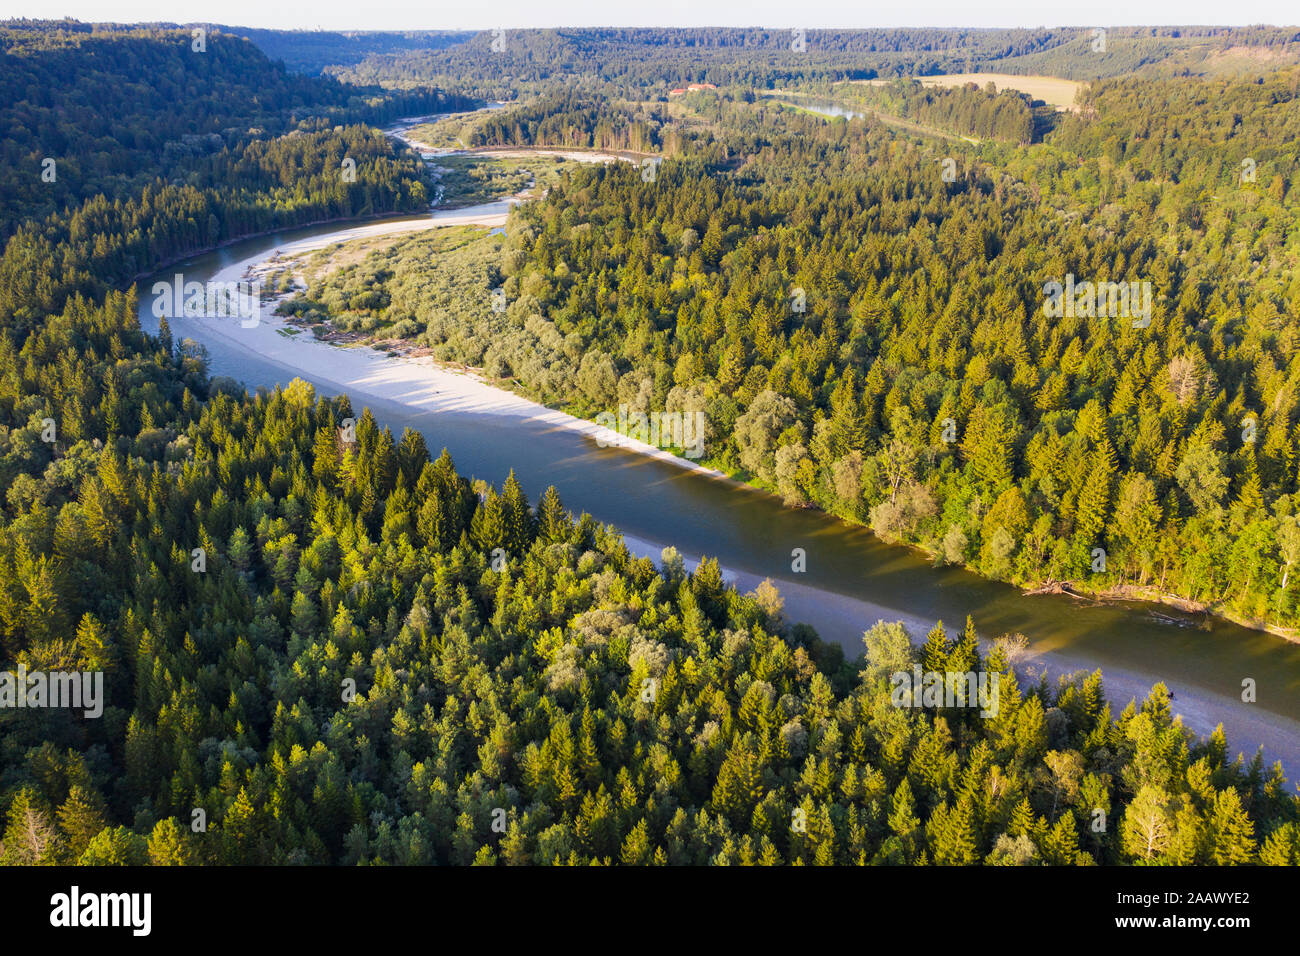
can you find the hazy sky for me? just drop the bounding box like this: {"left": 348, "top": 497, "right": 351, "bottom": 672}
{"left": 1, "top": 1, "right": 1296, "bottom": 31}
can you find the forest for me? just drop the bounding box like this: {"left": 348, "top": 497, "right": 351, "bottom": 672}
{"left": 1, "top": 21, "right": 1298, "bottom": 868}
{"left": 467, "top": 91, "right": 665, "bottom": 153}
{"left": 840, "top": 80, "right": 1041, "bottom": 144}
{"left": 0, "top": 293, "right": 1294, "bottom": 863}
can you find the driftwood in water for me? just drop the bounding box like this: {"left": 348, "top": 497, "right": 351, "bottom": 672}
{"left": 1023, "top": 580, "right": 1085, "bottom": 598}
{"left": 1147, "top": 611, "right": 1199, "bottom": 628}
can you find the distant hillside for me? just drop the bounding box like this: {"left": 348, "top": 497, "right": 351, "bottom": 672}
{"left": 218, "top": 26, "right": 473, "bottom": 74}
{"left": 986, "top": 26, "right": 1300, "bottom": 79}
{"left": 316, "top": 25, "right": 1300, "bottom": 98}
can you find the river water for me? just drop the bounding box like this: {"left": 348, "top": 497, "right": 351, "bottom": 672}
{"left": 136, "top": 163, "right": 1300, "bottom": 778}
{"left": 764, "top": 94, "right": 864, "bottom": 120}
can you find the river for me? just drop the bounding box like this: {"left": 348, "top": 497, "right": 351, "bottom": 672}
{"left": 135, "top": 145, "right": 1300, "bottom": 779}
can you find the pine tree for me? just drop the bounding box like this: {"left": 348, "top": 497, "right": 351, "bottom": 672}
{"left": 55, "top": 785, "right": 109, "bottom": 863}
{"left": 500, "top": 470, "right": 534, "bottom": 555}
{"left": 147, "top": 817, "right": 199, "bottom": 865}
{"left": 927, "top": 795, "right": 979, "bottom": 865}
{"left": 312, "top": 424, "right": 339, "bottom": 489}
{"left": 1207, "top": 789, "right": 1256, "bottom": 864}
{"left": 921, "top": 622, "right": 950, "bottom": 673}
{"left": 396, "top": 428, "right": 431, "bottom": 487}
{"left": 471, "top": 488, "right": 507, "bottom": 554}
{"left": 1074, "top": 436, "right": 1117, "bottom": 548}
{"left": 537, "top": 485, "right": 572, "bottom": 543}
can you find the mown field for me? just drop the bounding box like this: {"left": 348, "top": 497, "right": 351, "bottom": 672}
{"left": 856, "top": 73, "right": 1084, "bottom": 111}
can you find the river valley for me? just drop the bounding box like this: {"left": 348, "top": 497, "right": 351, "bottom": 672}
{"left": 136, "top": 131, "right": 1300, "bottom": 779}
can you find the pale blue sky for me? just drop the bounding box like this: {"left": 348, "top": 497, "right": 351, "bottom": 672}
{"left": 0, "top": 1, "right": 1295, "bottom": 31}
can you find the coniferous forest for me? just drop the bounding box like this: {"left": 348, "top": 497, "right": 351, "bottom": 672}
{"left": 1, "top": 20, "right": 1299, "bottom": 883}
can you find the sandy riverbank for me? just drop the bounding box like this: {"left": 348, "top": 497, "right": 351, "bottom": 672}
{"left": 390, "top": 121, "right": 638, "bottom": 166}
{"left": 170, "top": 210, "right": 735, "bottom": 490}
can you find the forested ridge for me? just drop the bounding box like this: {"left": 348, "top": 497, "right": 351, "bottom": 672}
{"left": 0, "top": 23, "right": 471, "bottom": 236}
{"left": 328, "top": 27, "right": 1074, "bottom": 98}
{"left": 0, "top": 27, "right": 477, "bottom": 332}
{"left": 216, "top": 25, "right": 472, "bottom": 75}
{"left": 326, "top": 25, "right": 1300, "bottom": 98}
{"left": 0, "top": 124, "right": 433, "bottom": 328}
{"left": 1, "top": 22, "right": 1299, "bottom": 867}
